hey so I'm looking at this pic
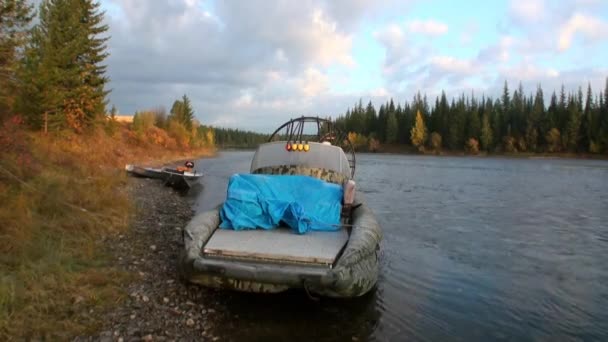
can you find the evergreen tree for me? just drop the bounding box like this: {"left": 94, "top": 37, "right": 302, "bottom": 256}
{"left": 481, "top": 111, "right": 493, "bottom": 151}
{"left": 580, "top": 83, "right": 593, "bottom": 152}
{"left": 542, "top": 90, "right": 558, "bottom": 150}
{"left": 332, "top": 78, "right": 608, "bottom": 155}
{"left": 565, "top": 94, "right": 581, "bottom": 151}
{"left": 181, "top": 94, "right": 195, "bottom": 129}
{"left": 602, "top": 78, "right": 608, "bottom": 151}
{"left": 438, "top": 91, "right": 449, "bottom": 141}
{"left": 364, "top": 100, "right": 376, "bottom": 136}
{"left": 0, "top": 0, "right": 34, "bottom": 119}
{"left": 500, "top": 80, "right": 511, "bottom": 139}
{"left": 511, "top": 82, "right": 524, "bottom": 135}
{"left": 558, "top": 84, "right": 567, "bottom": 132}
{"left": 170, "top": 94, "right": 195, "bottom": 130}
{"left": 18, "top": 0, "right": 109, "bottom": 131}
{"left": 466, "top": 99, "right": 481, "bottom": 141}
{"left": 385, "top": 110, "right": 398, "bottom": 144}
{"left": 377, "top": 104, "right": 386, "bottom": 143}
{"left": 526, "top": 85, "right": 544, "bottom": 152}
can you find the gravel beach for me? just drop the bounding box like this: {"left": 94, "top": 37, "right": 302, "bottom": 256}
{"left": 79, "top": 177, "right": 225, "bottom": 342}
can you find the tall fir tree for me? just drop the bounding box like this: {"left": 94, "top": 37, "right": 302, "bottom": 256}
{"left": 580, "top": 83, "right": 593, "bottom": 151}
{"left": 170, "top": 94, "right": 195, "bottom": 130}
{"left": 0, "top": 0, "right": 34, "bottom": 119}
{"left": 565, "top": 94, "right": 581, "bottom": 151}
{"left": 17, "top": 0, "right": 109, "bottom": 131}
{"left": 527, "top": 85, "right": 544, "bottom": 151}
{"left": 601, "top": 78, "right": 608, "bottom": 151}
{"left": 500, "top": 80, "right": 511, "bottom": 139}
{"left": 364, "top": 100, "right": 376, "bottom": 137}
{"left": 481, "top": 111, "right": 493, "bottom": 151}
{"left": 385, "top": 111, "right": 398, "bottom": 144}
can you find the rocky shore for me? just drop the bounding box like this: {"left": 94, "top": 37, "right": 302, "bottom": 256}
{"left": 79, "top": 177, "right": 225, "bottom": 342}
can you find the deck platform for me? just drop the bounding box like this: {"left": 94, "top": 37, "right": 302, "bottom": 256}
{"left": 203, "top": 227, "right": 349, "bottom": 267}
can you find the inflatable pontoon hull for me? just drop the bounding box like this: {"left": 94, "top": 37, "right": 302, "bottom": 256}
{"left": 180, "top": 195, "right": 382, "bottom": 298}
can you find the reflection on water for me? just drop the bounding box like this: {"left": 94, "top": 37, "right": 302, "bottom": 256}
{"left": 191, "top": 152, "right": 608, "bottom": 341}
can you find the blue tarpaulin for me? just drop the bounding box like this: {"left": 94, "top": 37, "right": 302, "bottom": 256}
{"left": 220, "top": 174, "right": 343, "bottom": 234}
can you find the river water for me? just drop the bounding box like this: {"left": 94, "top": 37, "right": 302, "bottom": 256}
{"left": 190, "top": 151, "right": 608, "bottom": 342}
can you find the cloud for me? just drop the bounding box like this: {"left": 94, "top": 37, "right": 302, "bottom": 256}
{"left": 509, "top": 0, "right": 545, "bottom": 22}
{"left": 477, "top": 36, "right": 516, "bottom": 63}
{"left": 431, "top": 56, "right": 477, "bottom": 74}
{"left": 498, "top": 62, "right": 561, "bottom": 82}
{"left": 406, "top": 19, "right": 448, "bottom": 36}
{"left": 103, "top": 0, "right": 379, "bottom": 129}
{"left": 98, "top": 0, "right": 607, "bottom": 131}
{"left": 558, "top": 13, "right": 608, "bottom": 51}
{"left": 298, "top": 68, "right": 330, "bottom": 97}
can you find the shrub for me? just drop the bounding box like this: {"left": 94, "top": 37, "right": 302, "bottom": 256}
{"left": 167, "top": 120, "right": 190, "bottom": 149}
{"left": 465, "top": 137, "right": 479, "bottom": 154}
{"left": 589, "top": 141, "right": 601, "bottom": 154}
{"left": 368, "top": 138, "right": 380, "bottom": 152}
{"left": 503, "top": 136, "right": 517, "bottom": 153}
{"left": 430, "top": 132, "right": 442, "bottom": 152}
{"left": 347, "top": 132, "right": 369, "bottom": 151}
{"left": 545, "top": 128, "right": 561, "bottom": 153}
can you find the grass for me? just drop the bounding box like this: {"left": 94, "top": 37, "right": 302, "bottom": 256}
{"left": 0, "top": 121, "right": 214, "bottom": 340}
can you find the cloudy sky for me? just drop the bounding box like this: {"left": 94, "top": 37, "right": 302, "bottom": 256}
{"left": 101, "top": 0, "right": 608, "bottom": 132}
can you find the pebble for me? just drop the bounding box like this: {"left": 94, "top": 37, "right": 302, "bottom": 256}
{"left": 87, "top": 177, "right": 221, "bottom": 341}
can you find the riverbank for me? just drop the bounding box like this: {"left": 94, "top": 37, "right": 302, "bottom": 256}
{"left": 76, "top": 176, "right": 224, "bottom": 341}
{"left": 362, "top": 144, "right": 608, "bottom": 160}
{"left": 0, "top": 122, "right": 215, "bottom": 340}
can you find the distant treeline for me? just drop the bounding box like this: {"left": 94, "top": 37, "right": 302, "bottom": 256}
{"left": 337, "top": 80, "right": 608, "bottom": 154}
{"left": 214, "top": 127, "right": 269, "bottom": 148}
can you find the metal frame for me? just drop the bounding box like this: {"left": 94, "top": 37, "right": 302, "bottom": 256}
{"left": 268, "top": 116, "right": 356, "bottom": 178}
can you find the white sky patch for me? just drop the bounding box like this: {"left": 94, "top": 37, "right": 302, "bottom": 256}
{"left": 431, "top": 56, "right": 477, "bottom": 74}
{"left": 558, "top": 13, "right": 608, "bottom": 51}
{"left": 477, "top": 35, "right": 516, "bottom": 64}
{"left": 406, "top": 19, "right": 448, "bottom": 36}
{"left": 547, "top": 69, "right": 560, "bottom": 78}
{"left": 500, "top": 63, "right": 563, "bottom": 81}
{"left": 509, "top": 0, "right": 545, "bottom": 22}
{"left": 374, "top": 24, "right": 405, "bottom": 46}
{"left": 370, "top": 87, "right": 390, "bottom": 97}
{"left": 275, "top": 49, "right": 288, "bottom": 63}
{"left": 267, "top": 71, "right": 282, "bottom": 82}
{"left": 234, "top": 92, "right": 254, "bottom": 108}
{"left": 309, "top": 9, "right": 355, "bottom": 67}
{"left": 298, "top": 67, "right": 330, "bottom": 97}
